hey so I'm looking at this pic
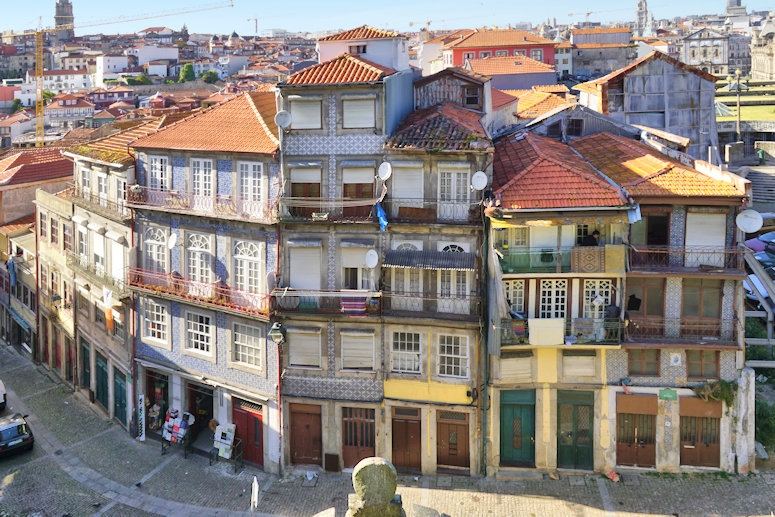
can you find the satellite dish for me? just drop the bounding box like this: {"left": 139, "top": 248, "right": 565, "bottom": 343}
{"left": 167, "top": 232, "right": 178, "bottom": 250}
{"left": 364, "top": 249, "right": 379, "bottom": 269}
{"left": 471, "top": 170, "right": 487, "bottom": 191}
{"left": 274, "top": 110, "right": 292, "bottom": 129}
{"left": 736, "top": 209, "right": 764, "bottom": 233}
{"left": 377, "top": 162, "right": 392, "bottom": 181}
{"left": 266, "top": 272, "right": 277, "bottom": 291}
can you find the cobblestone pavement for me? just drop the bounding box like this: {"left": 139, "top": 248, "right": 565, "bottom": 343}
{"left": 0, "top": 345, "right": 774, "bottom": 516}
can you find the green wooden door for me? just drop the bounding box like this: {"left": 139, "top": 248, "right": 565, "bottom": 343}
{"left": 557, "top": 391, "right": 594, "bottom": 470}
{"left": 500, "top": 390, "right": 535, "bottom": 467}
{"left": 95, "top": 353, "right": 109, "bottom": 409}
{"left": 113, "top": 369, "right": 127, "bottom": 426}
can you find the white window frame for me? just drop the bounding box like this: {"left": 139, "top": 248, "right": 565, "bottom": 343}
{"left": 92, "top": 232, "right": 105, "bottom": 276}
{"left": 230, "top": 321, "right": 264, "bottom": 371}
{"left": 438, "top": 334, "right": 469, "bottom": 379}
{"left": 80, "top": 166, "right": 91, "bottom": 196}
{"left": 539, "top": 279, "right": 567, "bottom": 319}
{"left": 531, "top": 49, "right": 543, "bottom": 61}
{"left": 148, "top": 155, "right": 169, "bottom": 191}
{"left": 237, "top": 161, "right": 264, "bottom": 216}
{"left": 191, "top": 158, "right": 213, "bottom": 197}
{"left": 341, "top": 331, "right": 375, "bottom": 371}
{"left": 391, "top": 331, "right": 421, "bottom": 374}
{"left": 142, "top": 297, "right": 170, "bottom": 348}
{"left": 288, "top": 328, "right": 322, "bottom": 369}
{"left": 97, "top": 173, "right": 108, "bottom": 207}
{"left": 143, "top": 227, "right": 167, "bottom": 274}
{"left": 233, "top": 240, "right": 264, "bottom": 294}
{"left": 504, "top": 279, "right": 526, "bottom": 314}
{"left": 583, "top": 279, "right": 614, "bottom": 319}
{"left": 289, "top": 98, "right": 322, "bottom": 129}
{"left": 184, "top": 310, "right": 214, "bottom": 359}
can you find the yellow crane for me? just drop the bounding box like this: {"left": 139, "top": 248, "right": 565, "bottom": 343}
{"left": 14, "top": 1, "right": 234, "bottom": 147}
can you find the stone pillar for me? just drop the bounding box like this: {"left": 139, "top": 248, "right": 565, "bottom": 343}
{"left": 346, "top": 457, "right": 405, "bottom": 517}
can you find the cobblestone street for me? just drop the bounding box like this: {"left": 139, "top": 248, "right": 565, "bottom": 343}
{"left": 0, "top": 344, "right": 773, "bottom": 516}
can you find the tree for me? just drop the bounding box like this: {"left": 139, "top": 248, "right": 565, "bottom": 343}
{"left": 42, "top": 90, "right": 55, "bottom": 105}
{"left": 10, "top": 99, "right": 22, "bottom": 113}
{"left": 201, "top": 70, "right": 220, "bottom": 84}
{"left": 178, "top": 63, "right": 195, "bottom": 83}
{"left": 127, "top": 73, "right": 153, "bottom": 86}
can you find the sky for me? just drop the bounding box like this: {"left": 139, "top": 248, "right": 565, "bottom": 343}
{"left": 3, "top": 0, "right": 773, "bottom": 37}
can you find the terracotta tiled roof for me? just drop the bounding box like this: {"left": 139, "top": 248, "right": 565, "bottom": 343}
{"left": 466, "top": 55, "right": 555, "bottom": 75}
{"left": 427, "top": 29, "right": 476, "bottom": 46}
{"left": 0, "top": 148, "right": 73, "bottom": 186}
{"left": 491, "top": 88, "right": 517, "bottom": 110}
{"left": 319, "top": 26, "right": 399, "bottom": 41}
{"left": 448, "top": 29, "right": 556, "bottom": 49}
{"left": 130, "top": 91, "right": 279, "bottom": 154}
{"left": 0, "top": 214, "right": 35, "bottom": 235}
{"left": 65, "top": 118, "right": 168, "bottom": 166}
{"left": 493, "top": 132, "right": 628, "bottom": 209}
{"left": 533, "top": 84, "right": 569, "bottom": 93}
{"left": 385, "top": 101, "right": 491, "bottom": 152}
{"left": 283, "top": 53, "right": 396, "bottom": 86}
{"left": 570, "top": 133, "right": 746, "bottom": 199}
{"left": 516, "top": 91, "right": 574, "bottom": 119}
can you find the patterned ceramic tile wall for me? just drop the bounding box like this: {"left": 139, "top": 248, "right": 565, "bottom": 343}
{"left": 217, "top": 159, "right": 232, "bottom": 196}
{"left": 669, "top": 205, "right": 685, "bottom": 267}
{"left": 665, "top": 277, "right": 681, "bottom": 337}
{"left": 172, "top": 156, "right": 186, "bottom": 191}
{"left": 607, "top": 348, "right": 740, "bottom": 386}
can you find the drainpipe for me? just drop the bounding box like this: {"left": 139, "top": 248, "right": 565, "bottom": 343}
{"left": 481, "top": 203, "right": 490, "bottom": 476}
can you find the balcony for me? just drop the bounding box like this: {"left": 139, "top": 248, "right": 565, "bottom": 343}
{"left": 381, "top": 292, "right": 482, "bottom": 320}
{"left": 628, "top": 246, "right": 743, "bottom": 273}
{"left": 127, "top": 267, "right": 270, "bottom": 318}
{"left": 64, "top": 183, "right": 131, "bottom": 222}
{"left": 66, "top": 252, "right": 130, "bottom": 299}
{"left": 497, "top": 317, "right": 625, "bottom": 347}
{"left": 277, "top": 197, "right": 482, "bottom": 225}
{"left": 626, "top": 317, "right": 739, "bottom": 347}
{"left": 499, "top": 245, "right": 627, "bottom": 274}
{"left": 126, "top": 186, "right": 277, "bottom": 224}
{"left": 272, "top": 288, "right": 381, "bottom": 316}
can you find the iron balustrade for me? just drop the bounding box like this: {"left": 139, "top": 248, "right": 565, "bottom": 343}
{"left": 66, "top": 183, "right": 131, "bottom": 221}
{"left": 381, "top": 291, "right": 482, "bottom": 318}
{"left": 66, "top": 251, "right": 129, "bottom": 297}
{"left": 626, "top": 317, "right": 739, "bottom": 345}
{"left": 496, "top": 317, "right": 623, "bottom": 346}
{"left": 125, "top": 186, "right": 278, "bottom": 223}
{"left": 628, "top": 245, "right": 743, "bottom": 271}
{"left": 272, "top": 288, "right": 381, "bottom": 315}
{"left": 127, "top": 267, "right": 270, "bottom": 317}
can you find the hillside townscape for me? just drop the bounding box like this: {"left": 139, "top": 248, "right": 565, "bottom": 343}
{"left": 2, "top": 0, "right": 775, "bottom": 515}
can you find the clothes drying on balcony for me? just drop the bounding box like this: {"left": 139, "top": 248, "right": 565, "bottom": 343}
{"left": 341, "top": 296, "right": 368, "bottom": 316}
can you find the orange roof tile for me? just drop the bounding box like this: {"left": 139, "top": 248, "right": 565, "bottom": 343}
{"left": 516, "top": 91, "right": 574, "bottom": 119}
{"left": 583, "top": 51, "right": 717, "bottom": 88}
{"left": 130, "top": 91, "right": 278, "bottom": 155}
{"left": 491, "top": 88, "right": 517, "bottom": 110}
{"left": 0, "top": 214, "right": 35, "bottom": 234}
{"left": 570, "top": 133, "right": 745, "bottom": 199}
{"left": 533, "top": 84, "right": 569, "bottom": 93}
{"left": 0, "top": 148, "right": 73, "bottom": 186}
{"left": 283, "top": 53, "right": 396, "bottom": 86}
{"left": 466, "top": 55, "right": 555, "bottom": 75}
{"left": 427, "top": 29, "right": 476, "bottom": 45}
{"left": 65, "top": 118, "right": 168, "bottom": 166}
{"left": 493, "top": 132, "right": 628, "bottom": 209}
{"left": 448, "top": 29, "right": 556, "bottom": 49}
{"left": 385, "top": 101, "right": 491, "bottom": 152}
{"left": 319, "top": 26, "right": 399, "bottom": 41}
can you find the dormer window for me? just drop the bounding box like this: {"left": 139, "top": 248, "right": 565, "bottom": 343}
{"left": 349, "top": 44, "right": 367, "bottom": 54}
{"left": 463, "top": 86, "right": 481, "bottom": 110}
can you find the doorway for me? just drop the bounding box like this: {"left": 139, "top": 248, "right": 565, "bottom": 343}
{"left": 342, "top": 407, "right": 375, "bottom": 468}
{"left": 500, "top": 390, "right": 535, "bottom": 467}
{"left": 557, "top": 390, "right": 594, "bottom": 470}
{"left": 392, "top": 406, "right": 421, "bottom": 473}
{"left": 290, "top": 403, "right": 322, "bottom": 466}
{"left": 437, "top": 411, "right": 469, "bottom": 473}
{"left": 233, "top": 399, "right": 264, "bottom": 468}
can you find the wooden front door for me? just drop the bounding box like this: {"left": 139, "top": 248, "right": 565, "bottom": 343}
{"left": 680, "top": 416, "right": 720, "bottom": 467}
{"left": 500, "top": 403, "right": 535, "bottom": 467}
{"left": 233, "top": 400, "right": 264, "bottom": 468}
{"left": 290, "top": 404, "right": 322, "bottom": 466}
{"left": 557, "top": 391, "right": 594, "bottom": 470}
{"left": 342, "top": 407, "right": 375, "bottom": 468}
{"left": 392, "top": 407, "right": 421, "bottom": 472}
{"left": 437, "top": 411, "right": 469, "bottom": 471}
{"left": 616, "top": 413, "right": 656, "bottom": 467}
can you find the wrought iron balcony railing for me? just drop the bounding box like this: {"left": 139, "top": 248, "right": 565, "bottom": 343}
{"left": 271, "top": 288, "right": 381, "bottom": 315}
{"left": 497, "top": 317, "right": 622, "bottom": 346}
{"left": 381, "top": 291, "right": 482, "bottom": 319}
{"left": 626, "top": 317, "right": 739, "bottom": 346}
{"left": 126, "top": 186, "right": 278, "bottom": 224}
{"left": 66, "top": 252, "right": 130, "bottom": 298}
{"left": 628, "top": 246, "right": 743, "bottom": 272}
{"left": 127, "top": 267, "right": 270, "bottom": 318}
{"left": 64, "top": 183, "right": 132, "bottom": 222}
{"left": 277, "top": 197, "right": 482, "bottom": 224}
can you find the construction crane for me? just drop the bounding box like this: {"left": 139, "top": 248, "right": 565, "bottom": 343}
{"left": 248, "top": 18, "right": 259, "bottom": 36}
{"left": 567, "top": 8, "right": 631, "bottom": 28}
{"left": 15, "top": 1, "right": 234, "bottom": 147}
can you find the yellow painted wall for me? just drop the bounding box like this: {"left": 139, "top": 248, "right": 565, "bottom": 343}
{"left": 535, "top": 348, "right": 558, "bottom": 384}
{"left": 604, "top": 244, "right": 626, "bottom": 274}
{"left": 384, "top": 379, "right": 470, "bottom": 404}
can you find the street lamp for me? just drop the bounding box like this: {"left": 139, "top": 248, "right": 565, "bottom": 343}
{"left": 268, "top": 321, "right": 286, "bottom": 346}
{"left": 726, "top": 68, "right": 748, "bottom": 143}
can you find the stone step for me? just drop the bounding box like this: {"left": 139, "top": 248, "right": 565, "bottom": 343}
{"left": 495, "top": 469, "right": 545, "bottom": 481}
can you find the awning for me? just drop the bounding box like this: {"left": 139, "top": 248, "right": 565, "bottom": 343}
{"left": 383, "top": 249, "right": 476, "bottom": 271}
{"left": 8, "top": 308, "right": 31, "bottom": 332}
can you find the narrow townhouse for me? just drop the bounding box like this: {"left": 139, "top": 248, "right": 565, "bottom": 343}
{"left": 126, "top": 91, "right": 283, "bottom": 473}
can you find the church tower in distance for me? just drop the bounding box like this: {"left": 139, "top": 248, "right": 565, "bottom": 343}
{"left": 54, "top": 0, "right": 75, "bottom": 41}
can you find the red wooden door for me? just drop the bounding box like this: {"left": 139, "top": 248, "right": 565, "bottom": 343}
{"left": 232, "top": 400, "right": 264, "bottom": 467}
{"left": 342, "top": 407, "right": 375, "bottom": 468}
{"left": 290, "top": 404, "right": 322, "bottom": 465}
